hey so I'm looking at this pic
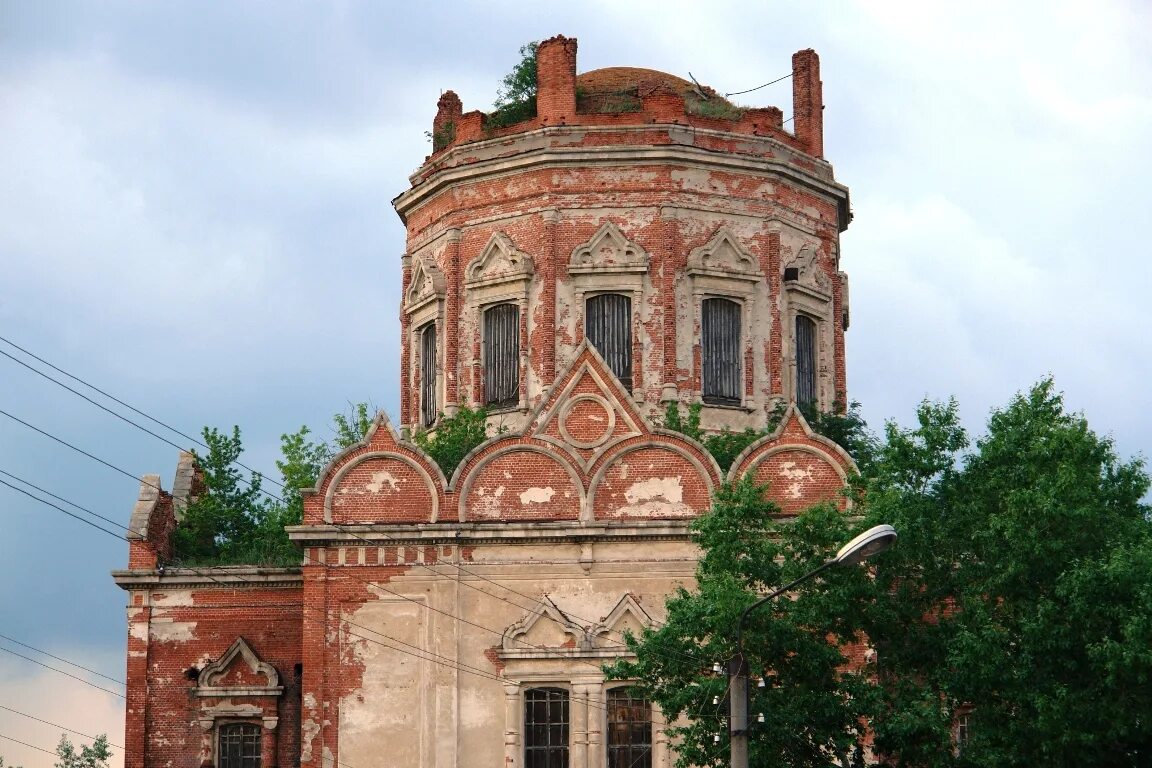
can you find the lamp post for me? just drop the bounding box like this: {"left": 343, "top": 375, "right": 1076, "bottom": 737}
{"left": 729, "top": 524, "right": 897, "bottom": 768}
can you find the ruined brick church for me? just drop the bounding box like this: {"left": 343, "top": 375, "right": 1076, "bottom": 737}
{"left": 114, "top": 35, "right": 854, "bottom": 768}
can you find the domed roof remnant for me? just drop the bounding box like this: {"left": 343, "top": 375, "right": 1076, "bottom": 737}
{"left": 575, "top": 67, "right": 741, "bottom": 117}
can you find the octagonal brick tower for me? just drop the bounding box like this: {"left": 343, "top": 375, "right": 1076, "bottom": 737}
{"left": 393, "top": 35, "right": 850, "bottom": 435}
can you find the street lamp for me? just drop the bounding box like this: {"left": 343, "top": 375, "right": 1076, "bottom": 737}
{"left": 729, "top": 524, "right": 897, "bottom": 768}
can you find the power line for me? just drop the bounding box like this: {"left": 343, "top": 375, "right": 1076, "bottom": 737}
{"left": 0, "top": 340, "right": 712, "bottom": 668}
{"left": 0, "top": 732, "right": 57, "bottom": 757}
{"left": 0, "top": 644, "right": 125, "bottom": 699}
{"left": 1, "top": 477, "right": 724, "bottom": 724}
{"left": 1, "top": 476, "right": 125, "bottom": 539}
{"left": 0, "top": 472, "right": 128, "bottom": 539}
{"left": 0, "top": 336, "right": 287, "bottom": 490}
{"left": 0, "top": 633, "right": 125, "bottom": 687}
{"left": 724, "top": 72, "right": 792, "bottom": 98}
{"left": 0, "top": 703, "right": 123, "bottom": 750}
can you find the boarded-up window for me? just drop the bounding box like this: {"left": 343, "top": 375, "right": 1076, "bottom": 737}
{"left": 607, "top": 688, "right": 651, "bottom": 768}
{"left": 796, "top": 315, "right": 817, "bottom": 408}
{"left": 419, "top": 322, "right": 437, "bottom": 428}
{"left": 702, "top": 297, "right": 741, "bottom": 405}
{"left": 525, "top": 687, "right": 569, "bottom": 768}
{"left": 484, "top": 303, "right": 520, "bottom": 408}
{"left": 586, "top": 293, "right": 632, "bottom": 391}
{"left": 218, "top": 723, "right": 260, "bottom": 768}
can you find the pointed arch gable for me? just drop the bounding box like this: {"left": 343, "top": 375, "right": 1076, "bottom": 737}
{"left": 197, "top": 637, "right": 281, "bottom": 692}
{"left": 465, "top": 231, "right": 535, "bottom": 287}
{"left": 405, "top": 254, "right": 447, "bottom": 309}
{"left": 501, "top": 597, "right": 585, "bottom": 656}
{"left": 592, "top": 593, "right": 655, "bottom": 648}
{"left": 687, "top": 225, "right": 759, "bottom": 278}
{"left": 569, "top": 222, "right": 649, "bottom": 273}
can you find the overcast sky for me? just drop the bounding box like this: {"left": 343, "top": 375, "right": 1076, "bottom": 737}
{"left": 1, "top": 1, "right": 1149, "bottom": 765}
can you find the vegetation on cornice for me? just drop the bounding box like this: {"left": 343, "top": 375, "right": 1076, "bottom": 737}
{"left": 485, "top": 41, "right": 538, "bottom": 130}
{"left": 662, "top": 400, "right": 873, "bottom": 472}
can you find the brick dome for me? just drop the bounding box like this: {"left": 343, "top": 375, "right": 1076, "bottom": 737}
{"left": 575, "top": 66, "right": 736, "bottom": 111}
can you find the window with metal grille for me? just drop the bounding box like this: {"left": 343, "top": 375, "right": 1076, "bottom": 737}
{"left": 586, "top": 293, "right": 632, "bottom": 391}
{"left": 484, "top": 303, "right": 520, "bottom": 408}
{"left": 607, "top": 688, "right": 652, "bottom": 768}
{"left": 218, "top": 723, "right": 260, "bottom": 768}
{"left": 524, "top": 687, "right": 569, "bottom": 768}
{"left": 419, "top": 322, "right": 437, "bottom": 428}
{"left": 795, "top": 315, "right": 817, "bottom": 408}
{"left": 702, "top": 297, "right": 741, "bottom": 406}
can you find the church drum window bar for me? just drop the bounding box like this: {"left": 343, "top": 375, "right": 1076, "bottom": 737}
{"left": 483, "top": 303, "right": 520, "bottom": 408}
{"left": 701, "top": 297, "right": 741, "bottom": 406}
{"left": 419, "top": 322, "right": 437, "bottom": 428}
{"left": 607, "top": 688, "right": 652, "bottom": 768}
{"left": 525, "top": 687, "right": 570, "bottom": 768}
{"left": 218, "top": 723, "right": 260, "bottom": 768}
{"left": 586, "top": 293, "right": 632, "bottom": 391}
{"left": 795, "top": 314, "right": 817, "bottom": 408}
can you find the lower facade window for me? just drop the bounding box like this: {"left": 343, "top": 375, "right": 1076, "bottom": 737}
{"left": 525, "top": 687, "right": 569, "bottom": 768}
{"left": 218, "top": 723, "right": 260, "bottom": 768}
{"left": 607, "top": 688, "right": 652, "bottom": 768}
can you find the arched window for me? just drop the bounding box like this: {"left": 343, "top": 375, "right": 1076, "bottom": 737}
{"left": 702, "top": 297, "right": 741, "bottom": 405}
{"left": 525, "top": 687, "right": 569, "bottom": 768}
{"left": 419, "top": 322, "right": 437, "bottom": 427}
{"left": 607, "top": 688, "right": 651, "bottom": 768}
{"left": 218, "top": 723, "right": 260, "bottom": 768}
{"left": 484, "top": 303, "right": 520, "bottom": 408}
{"left": 586, "top": 293, "right": 632, "bottom": 391}
{"left": 795, "top": 315, "right": 817, "bottom": 408}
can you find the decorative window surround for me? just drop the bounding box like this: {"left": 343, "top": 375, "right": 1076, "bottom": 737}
{"left": 498, "top": 595, "right": 668, "bottom": 768}
{"left": 781, "top": 243, "right": 834, "bottom": 410}
{"left": 464, "top": 232, "right": 534, "bottom": 412}
{"left": 194, "top": 638, "right": 282, "bottom": 768}
{"left": 568, "top": 223, "right": 650, "bottom": 399}
{"left": 683, "top": 227, "right": 763, "bottom": 412}
{"left": 405, "top": 251, "right": 448, "bottom": 428}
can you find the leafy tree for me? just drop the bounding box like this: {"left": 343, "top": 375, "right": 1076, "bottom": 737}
{"left": 171, "top": 426, "right": 269, "bottom": 564}
{"left": 53, "top": 735, "right": 111, "bottom": 768}
{"left": 488, "top": 42, "right": 538, "bottom": 128}
{"left": 332, "top": 400, "right": 377, "bottom": 451}
{"left": 0, "top": 756, "right": 22, "bottom": 768}
{"left": 412, "top": 406, "right": 502, "bottom": 478}
{"left": 606, "top": 479, "right": 877, "bottom": 767}
{"left": 619, "top": 381, "right": 1152, "bottom": 767}
{"left": 860, "top": 380, "right": 1152, "bottom": 766}
{"left": 171, "top": 404, "right": 376, "bottom": 566}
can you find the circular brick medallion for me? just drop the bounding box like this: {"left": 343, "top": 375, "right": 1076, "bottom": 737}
{"left": 558, "top": 394, "right": 616, "bottom": 449}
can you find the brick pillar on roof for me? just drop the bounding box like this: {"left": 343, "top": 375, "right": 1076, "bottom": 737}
{"left": 536, "top": 35, "right": 577, "bottom": 125}
{"left": 792, "top": 49, "right": 824, "bottom": 159}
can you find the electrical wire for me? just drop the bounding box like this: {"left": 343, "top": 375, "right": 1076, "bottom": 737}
{"left": 0, "top": 732, "right": 57, "bottom": 757}
{"left": 0, "top": 644, "right": 126, "bottom": 700}
{"left": 724, "top": 72, "right": 792, "bottom": 98}
{"left": 0, "top": 392, "right": 691, "bottom": 657}
{"left": 0, "top": 704, "right": 124, "bottom": 750}
{"left": 0, "top": 336, "right": 286, "bottom": 491}
{"left": 0, "top": 340, "right": 716, "bottom": 670}
{"left": 1, "top": 474, "right": 728, "bottom": 724}
{"left": 0, "top": 633, "right": 126, "bottom": 687}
